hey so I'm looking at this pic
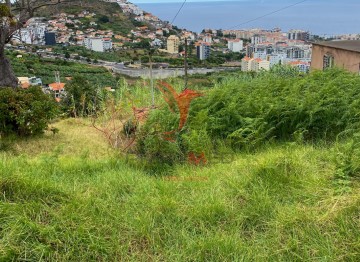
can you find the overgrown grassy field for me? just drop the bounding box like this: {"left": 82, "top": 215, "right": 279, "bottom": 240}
{"left": 2, "top": 68, "right": 360, "bottom": 260}
{"left": 1, "top": 119, "right": 359, "bottom": 261}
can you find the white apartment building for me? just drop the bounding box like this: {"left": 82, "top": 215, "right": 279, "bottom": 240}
{"left": 103, "top": 38, "right": 112, "bottom": 50}
{"left": 253, "top": 51, "right": 267, "bottom": 60}
{"left": 288, "top": 29, "right": 309, "bottom": 41}
{"left": 268, "top": 53, "right": 287, "bottom": 67}
{"left": 14, "top": 20, "right": 47, "bottom": 45}
{"left": 227, "top": 39, "right": 244, "bottom": 52}
{"left": 196, "top": 42, "right": 211, "bottom": 60}
{"left": 251, "top": 34, "right": 266, "bottom": 45}
{"left": 84, "top": 37, "right": 112, "bottom": 52}
{"left": 203, "top": 34, "right": 213, "bottom": 44}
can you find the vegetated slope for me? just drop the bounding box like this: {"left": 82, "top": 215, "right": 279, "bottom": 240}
{"left": 36, "top": 0, "right": 136, "bottom": 35}
{"left": 137, "top": 67, "right": 360, "bottom": 164}
{"left": 0, "top": 119, "right": 359, "bottom": 261}
{"left": 7, "top": 51, "right": 117, "bottom": 87}
{"left": 1, "top": 67, "right": 360, "bottom": 260}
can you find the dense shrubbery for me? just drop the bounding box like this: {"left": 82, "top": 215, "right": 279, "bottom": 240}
{"left": 60, "top": 75, "right": 102, "bottom": 117}
{"left": 0, "top": 87, "right": 58, "bottom": 136}
{"left": 137, "top": 68, "right": 360, "bottom": 164}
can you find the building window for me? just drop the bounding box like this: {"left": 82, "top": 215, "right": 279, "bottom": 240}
{"left": 323, "top": 53, "right": 334, "bottom": 69}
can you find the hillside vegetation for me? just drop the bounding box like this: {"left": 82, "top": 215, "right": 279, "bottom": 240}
{"left": 36, "top": 0, "right": 136, "bottom": 35}
{"left": 1, "top": 120, "right": 360, "bottom": 261}
{"left": 1, "top": 68, "right": 360, "bottom": 260}
{"left": 138, "top": 68, "right": 360, "bottom": 164}
{"left": 7, "top": 50, "right": 117, "bottom": 87}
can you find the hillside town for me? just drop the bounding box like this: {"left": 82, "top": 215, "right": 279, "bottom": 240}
{"left": 5, "top": 0, "right": 360, "bottom": 95}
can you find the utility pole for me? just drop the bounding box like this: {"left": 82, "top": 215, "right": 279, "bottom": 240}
{"left": 55, "top": 71, "right": 60, "bottom": 84}
{"left": 184, "top": 37, "right": 188, "bottom": 90}
{"left": 149, "top": 48, "right": 155, "bottom": 107}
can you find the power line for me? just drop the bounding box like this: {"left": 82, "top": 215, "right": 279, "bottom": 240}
{"left": 167, "top": 0, "right": 188, "bottom": 90}
{"left": 227, "top": 0, "right": 308, "bottom": 30}
{"left": 171, "top": 0, "right": 187, "bottom": 25}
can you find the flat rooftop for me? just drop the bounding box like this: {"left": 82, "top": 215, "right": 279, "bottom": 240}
{"left": 313, "top": 40, "right": 360, "bottom": 53}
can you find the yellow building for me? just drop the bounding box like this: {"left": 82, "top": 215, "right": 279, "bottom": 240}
{"left": 241, "top": 57, "right": 270, "bottom": 72}
{"left": 167, "top": 35, "right": 180, "bottom": 54}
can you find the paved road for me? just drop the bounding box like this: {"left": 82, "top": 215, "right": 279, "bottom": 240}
{"left": 112, "top": 64, "right": 238, "bottom": 79}
{"left": 7, "top": 46, "right": 239, "bottom": 78}
{"left": 112, "top": 66, "right": 209, "bottom": 79}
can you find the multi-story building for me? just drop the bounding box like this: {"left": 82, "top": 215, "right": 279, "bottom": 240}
{"left": 246, "top": 44, "right": 256, "bottom": 57}
{"left": 14, "top": 18, "right": 47, "bottom": 45}
{"left": 246, "top": 43, "right": 274, "bottom": 58}
{"left": 83, "top": 37, "right": 112, "bottom": 52}
{"left": 241, "top": 56, "right": 252, "bottom": 71}
{"left": 167, "top": 35, "right": 180, "bottom": 54}
{"left": 250, "top": 58, "right": 270, "bottom": 72}
{"left": 196, "top": 42, "right": 211, "bottom": 60}
{"left": 103, "top": 38, "right": 113, "bottom": 50}
{"left": 251, "top": 34, "right": 266, "bottom": 45}
{"left": 48, "top": 82, "right": 66, "bottom": 100}
{"left": 286, "top": 46, "right": 305, "bottom": 59}
{"left": 203, "top": 34, "right": 213, "bottom": 44}
{"left": 288, "top": 29, "right": 310, "bottom": 41}
{"left": 241, "top": 57, "right": 270, "bottom": 72}
{"left": 45, "top": 32, "right": 56, "bottom": 46}
{"left": 253, "top": 51, "right": 267, "bottom": 60}
{"left": 268, "top": 53, "right": 287, "bottom": 67}
{"left": 227, "top": 39, "right": 243, "bottom": 52}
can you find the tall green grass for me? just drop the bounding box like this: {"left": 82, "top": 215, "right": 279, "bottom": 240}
{"left": 1, "top": 139, "right": 360, "bottom": 261}
{"left": 1, "top": 68, "right": 360, "bottom": 260}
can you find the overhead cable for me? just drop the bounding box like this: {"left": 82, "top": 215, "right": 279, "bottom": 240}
{"left": 227, "top": 0, "right": 308, "bottom": 30}
{"left": 171, "top": 0, "right": 187, "bottom": 25}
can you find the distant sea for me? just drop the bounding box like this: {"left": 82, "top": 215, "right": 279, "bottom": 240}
{"left": 136, "top": 0, "right": 360, "bottom": 36}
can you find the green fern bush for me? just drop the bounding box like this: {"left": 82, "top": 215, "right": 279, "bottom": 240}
{"left": 137, "top": 68, "right": 360, "bottom": 164}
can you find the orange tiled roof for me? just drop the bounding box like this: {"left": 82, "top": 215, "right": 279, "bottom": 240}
{"left": 21, "top": 82, "right": 31, "bottom": 89}
{"left": 49, "top": 82, "right": 65, "bottom": 91}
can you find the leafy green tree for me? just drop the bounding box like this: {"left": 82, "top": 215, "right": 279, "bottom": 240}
{"left": 0, "top": 87, "right": 58, "bottom": 136}
{"left": 216, "top": 30, "right": 224, "bottom": 37}
{"left": 61, "top": 75, "right": 98, "bottom": 117}
{"left": 98, "top": 15, "right": 110, "bottom": 23}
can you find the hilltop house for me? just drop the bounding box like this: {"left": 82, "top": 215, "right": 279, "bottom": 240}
{"left": 311, "top": 40, "right": 360, "bottom": 73}
{"left": 18, "top": 77, "right": 43, "bottom": 89}
{"left": 48, "top": 82, "right": 66, "bottom": 101}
